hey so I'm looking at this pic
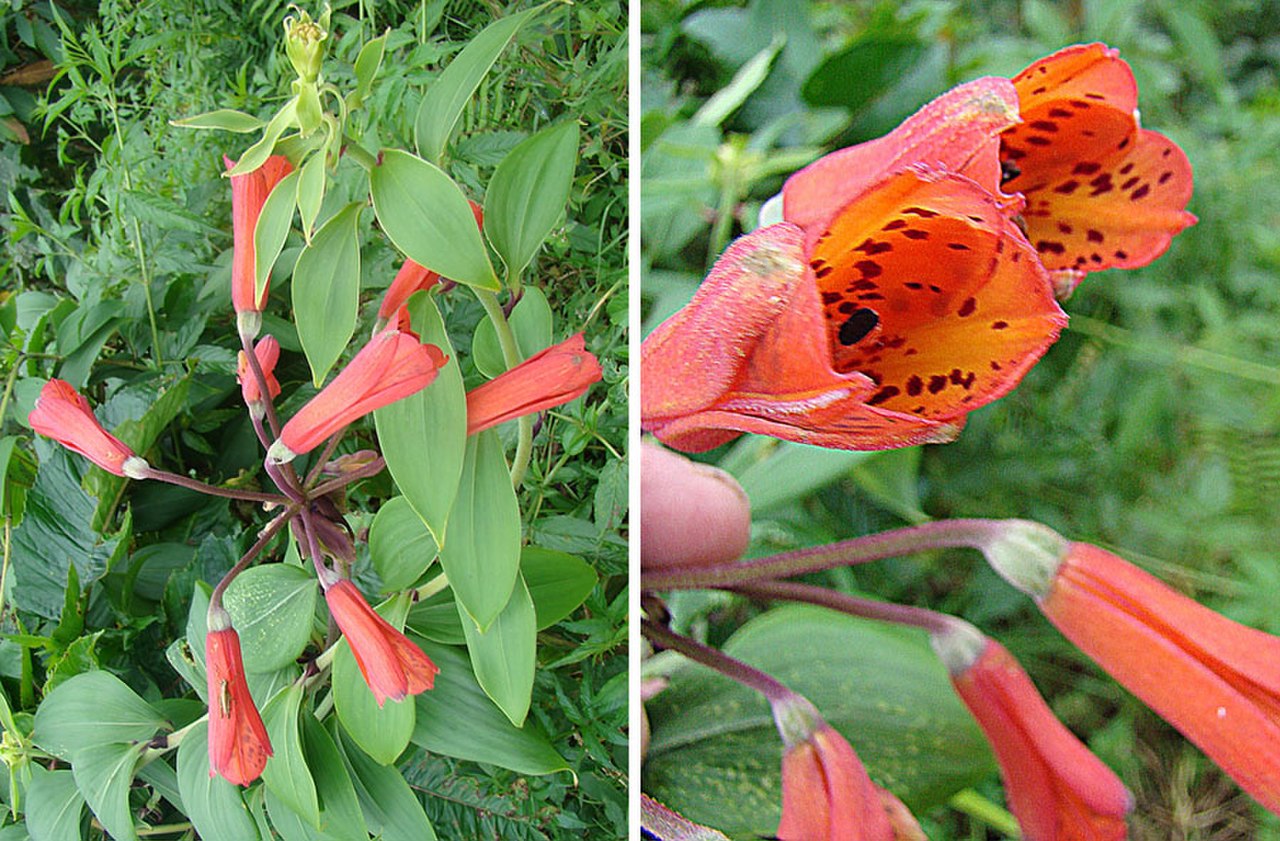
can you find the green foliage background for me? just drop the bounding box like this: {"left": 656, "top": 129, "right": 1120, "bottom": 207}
{"left": 641, "top": 1, "right": 1280, "bottom": 839}
{"left": 0, "top": 0, "right": 627, "bottom": 838}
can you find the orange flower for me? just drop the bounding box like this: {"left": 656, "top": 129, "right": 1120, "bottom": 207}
{"left": 641, "top": 164, "right": 1066, "bottom": 452}
{"left": 206, "top": 624, "right": 272, "bottom": 786}
{"left": 933, "top": 625, "right": 1131, "bottom": 840}
{"left": 466, "top": 333, "right": 602, "bottom": 435}
{"left": 237, "top": 335, "right": 282, "bottom": 412}
{"left": 377, "top": 200, "right": 484, "bottom": 324}
{"left": 778, "top": 724, "right": 893, "bottom": 841}
{"left": 324, "top": 579, "right": 439, "bottom": 706}
{"left": 1000, "top": 44, "right": 1196, "bottom": 294}
{"left": 984, "top": 527, "right": 1280, "bottom": 815}
{"left": 226, "top": 153, "right": 294, "bottom": 330}
{"left": 267, "top": 330, "right": 447, "bottom": 463}
{"left": 28, "top": 379, "right": 148, "bottom": 478}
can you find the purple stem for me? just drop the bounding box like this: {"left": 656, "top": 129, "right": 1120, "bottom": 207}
{"left": 298, "top": 506, "right": 338, "bottom": 588}
{"left": 643, "top": 518, "right": 1008, "bottom": 591}
{"left": 139, "top": 466, "right": 288, "bottom": 505}
{"left": 728, "top": 580, "right": 962, "bottom": 636}
{"left": 304, "top": 427, "right": 349, "bottom": 488}
{"left": 209, "top": 508, "right": 298, "bottom": 610}
{"left": 641, "top": 618, "right": 791, "bottom": 704}
{"left": 239, "top": 333, "right": 283, "bottom": 440}
{"left": 310, "top": 456, "right": 385, "bottom": 498}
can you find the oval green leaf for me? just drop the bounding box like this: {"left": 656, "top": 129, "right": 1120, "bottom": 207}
{"left": 25, "top": 766, "right": 85, "bottom": 841}
{"left": 411, "top": 636, "right": 567, "bottom": 776}
{"left": 413, "top": 4, "right": 546, "bottom": 163}
{"left": 33, "top": 671, "right": 167, "bottom": 762}
{"left": 295, "top": 153, "right": 326, "bottom": 243}
{"left": 170, "top": 109, "right": 265, "bottom": 133}
{"left": 471, "top": 284, "right": 553, "bottom": 377}
{"left": 335, "top": 727, "right": 438, "bottom": 841}
{"left": 72, "top": 742, "right": 146, "bottom": 841}
{"left": 368, "top": 496, "right": 438, "bottom": 593}
{"left": 437, "top": 430, "right": 521, "bottom": 630}
{"left": 292, "top": 202, "right": 363, "bottom": 386}
{"left": 373, "top": 293, "right": 467, "bottom": 546}
{"left": 176, "top": 723, "right": 261, "bottom": 841}
{"left": 369, "top": 149, "right": 497, "bottom": 290}
{"left": 352, "top": 32, "right": 389, "bottom": 106}
{"left": 461, "top": 572, "right": 535, "bottom": 727}
{"left": 484, "top": 120, "right": 579, "bottom": 281}
{"left": 333, "top": 595, "right": 415, "bottom": 765}
{"left": 300, "top": 715, "right": 368, "bottom": 840}
{"left": 253, "top": 169, "right": 299, "bottom": 304}
{"left": 260, "top": 683, "right": 319, "bottom": 829}
{"left": 223, "top": 564, "right": 318, "bottom": 673}
{"left": 644, "top": 605, "right": 996, "bottom": 836}
{"left": 225, "top": 99, "right": 298, "bottom": 178}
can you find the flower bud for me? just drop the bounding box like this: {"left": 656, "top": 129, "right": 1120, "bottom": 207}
{"left": 284, "top": 4, "right": 330, "bottom": 84}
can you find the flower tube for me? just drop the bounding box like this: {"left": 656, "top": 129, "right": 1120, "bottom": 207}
{"left": 466, "top": 333, "right": 602, "bottom": 435}
{"left": 226, "top": 153, "right": 294, "bottom": 337}
{"left": 324, "top": 579, "right": 439, "bottom": 706}
{"left": 985, "top": 525, "right": 1280, "bottom": 815}
{"left": 28, "top": 379, "right": 148, "bottom": 478}
{"left": 932, "top": 622, "right": 1132, "bottom": 840}
{"left": 206, "top": 615, "right": 272, "bottom": 786}
{"left": 267, "top": 330, "right": 447, "bottom": 463}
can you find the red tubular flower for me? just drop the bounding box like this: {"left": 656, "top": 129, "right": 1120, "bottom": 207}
{"left": 1000, "top": 44, "right": 1196, "bottom": 294}
{"left": 206, "top": 624, "right": 272, "bottom": 786}
{"left": 465, "top": 333, "right": 602, "bottom": 435}
{"left": 377, "top": 200, "right": 484, "bottom": 324}
{"left": 237, "top": 335, "right": 281, "bottom": 411}
{"left": 28, "top": 379, "right": 148, "bottom": 478}
{"left": 324, "top": 579, "right": 439, "bottom": 706}
{"left": 778, "top": 724, "right": 893, "bottom": 841}
{"left": 226, "top": 153, "right": 294, "bottom": 330}
{"left": 267, "top": 330, "right": 448, "bottom": 463}
{"left": 933, "top": 624, "right": 1131, "bottom": 840}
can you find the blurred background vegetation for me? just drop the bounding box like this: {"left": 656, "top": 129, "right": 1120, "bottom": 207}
{"left": 1, "top": 0, "right": 626, "bottom": 838}
{"left": 641, "top": 1, "right": 1280, "bottom": 839}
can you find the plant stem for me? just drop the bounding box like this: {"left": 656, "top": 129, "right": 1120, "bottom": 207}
{"left": 643, "top": 518, "right": 1007, "bottom": 591}
{"left": 413, "top": 572, "right": 449, "bottom": 601}
{"left": 728, "top": 581, "right": 961, "bottom": 636}
{"left": 304, "top": 428, "right": 348, "bottom": 488}
{"left": 341, "top": 135, "right": 377, "bottom": 170}
{"left": 474, "top": 288, "right": 535, "bottom": 486}
{"left": 240, "top": 334, "right": 284, "bottom": 439}
{"left": 310, "top": 456, "right": 385, "bottom": 497}
{"left": 210, "top": 510, "right": 296, "bottom": 610}
{"left": 640, "top": 618, "right": 790, "bottom": 704}
{"left": 140, "top": 467, "right": 290, "bottom": 505}
{"left": 949, "top": 788, "right": 1021, "bottom": 838}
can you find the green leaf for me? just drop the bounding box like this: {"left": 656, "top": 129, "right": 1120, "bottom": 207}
{"left": 801, "top": 33, "right": 926, "bottom": 112}
{"left": 260, "top": 683, "right": 319, "bottom": 829}
{"left": 413, "top": 4, "right": 547, "bottom": 163}
{"left": 176, "top": 723, "right": 261, "bottom": 841}
{"left": 223, "top": 564, "right": 318, "bottom": 673}
{"left": 253, "top": 169, "right": 300, "bottom": 304}
{"left": 727, "top": 438, "right": 875, "bottom": 513}
{"left": 0, "top": 436, "right": 16, "bottom": 515}
{"left": 848, "top": 446, "right": 927, "bottom": 523}
{"left": 335, "top": 728, "right": 437, "bottom": 841}
{"left": 471, "top": 285, "right": 553, "bottom": 377}
{"left": 300, "top": 715, "right": 368, "bottom": 840}
{"left": 122, "top": 190, "right": 223, "bottom": 236}
{"left": 352, "top": 32, "right": 389, "bottom": 106}
{"left": 461, "top": 573, "right": 535, "bottom": 727}
{"left": 644, "top": 605, "right": 996, "bottom": 835}
{"left": 333, "top": 594, "right": 415, "bottom": 765}
{"left": 368, "top": 496, "right": 438, "bottom": 593}
{"left": 170, "top": 109, "right": 265, "bottom": 133}
{"left": 292, "top": 202, "right": 363, "bottom": 386}
{"left": 411, "top": 637, "right": 567, "bottom": 775}
{"left": 226, "top": 99, "right": 298, "bottom": 178}
{"left": 33, "top": 670, "right": 167, "bottom": 762}
{"left": 373, "top": 294, "right": 466, "bottom": 545}
{"left": 72, "top": 741, "right": 145, "bottom": 841}
{"left": 296, "top": 153, "right": 326, "bottom": 242}
{"left": 370, "top": 149, "right": 497, "bottom": 290}
{"left": 437, "top": 430, "right": 521, "bottom": 630}
{"left": 484, "top": 120, "right": 579, "bottom": 281}
{"left": 406, "top": 546, "right": 595, "bottom": 643}
{"left": 25, "top": 766, "right": 84, "bottom": 841}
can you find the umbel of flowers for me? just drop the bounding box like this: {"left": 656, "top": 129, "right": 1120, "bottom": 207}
{"left": 28, "top": 144, "right": 602, "bottom": 786}
{"left": 638, "top": 43, "right": 1233, "bottom": 841}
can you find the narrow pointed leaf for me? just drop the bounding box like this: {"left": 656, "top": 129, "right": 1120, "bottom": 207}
{"left": 461, "top": 572, "right": 535, "bottom": 726}
{"left": 352, "top": 32, "right": 389, "bottom": 105}
{"left": 260, "top": 683, "right": 319, "bottom": 828}
{"left": 333, "top": 595, "right": 415, "bottom": 765}
{"left": 296, "top": 153, "right": 326, "bottom": 242}
{"left": 170, "top": 109, "right": 265, "bottom": 133}
{"left": 25, "top": 767, "right": 85, "bottom": 841}
{"left": 176, "top": 723, "right": 261, "bottom": 841}
{"left": 226, "top": 99, "right": 298, "bottom": 177}
{"left": 72, "top": 741, "right": 146, "bottom": 841}
{"left": 368, "top": 496, "right": 438, "bottom": 593}
{"left": 335, "top": 728, "right": 437, "bottom": 841}
{"left": 253, "top": 169, "right": 299, "bottom": 303}
{"left": 292, "top": 202, "right": 363, "bottom": 386}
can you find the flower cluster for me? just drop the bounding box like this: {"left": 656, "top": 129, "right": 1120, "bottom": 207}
{"left": 640, "top": 43, "right": 1193, "bottom": 453}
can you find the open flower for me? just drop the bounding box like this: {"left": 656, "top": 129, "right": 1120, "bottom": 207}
{"left": 1000, "top": 43, "right": 1196, "bottom": 294}
{"left": 324, "top": 579, "right": 439, "bottom": 706}
{"left": 237, "top": 335, "right": 281, "bottom": 415}
{"left": 932, "top": 623, "right": 1131, "bottom": 840}
{"left": 206, "top": 621, "right": 272, "bottom": 786}
{"left": 774, "top": 695, "right": 894, "bottom": 841}
{"left": 466, "top": 333, "right": 602, "bottom": 435}
{"left": 267, "top": 330, "right": 447, "bottom": 463}
{"left": 641, "top": 165, "right": 1066, "bottom": 452}
{"left": 985, "top": 527, "right": 1280, "bottom": 815}
{"left": 376, "top": 200, "right": 484, "bottom": 327}
{"left": 226, "top": 153, "right": 294, "bottom": 334}
{"left": 28, "top": 379, "right": 149, "bottom": 478}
